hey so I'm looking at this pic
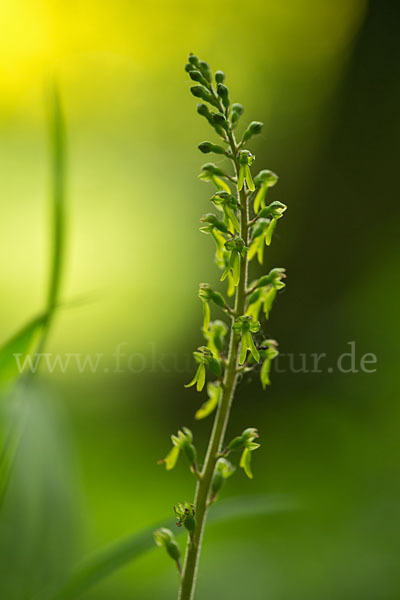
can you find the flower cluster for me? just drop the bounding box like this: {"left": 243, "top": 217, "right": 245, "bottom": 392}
{"left": 154, "top": 54, "right": 287, "bottom": 591}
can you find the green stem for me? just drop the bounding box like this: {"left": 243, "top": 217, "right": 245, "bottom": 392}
{"left": 37, "top": 83, "right": 67, "bottom": 355}
{"left": 178, "top": 132, "right": 248, "bottom": 600}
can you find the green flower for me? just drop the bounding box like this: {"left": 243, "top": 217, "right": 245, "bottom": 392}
{"left": 227, "top": 428, "right": 260, "bottom": 479}
{"left": 198, "top": 284, "right": 226, "bottom": 332}
{"left": 253, "top": 170, "right": 278, "bottom": 213}
{"left": 259, "top": 339, "right": 279, "bottom": 389}
{"left": 247, "top": 268, "right": 286, "bottom": 320}
{"left": 185, "top": 346, "right": 221, "bottom": 392}
{"left": 198, "top": 163, "right": 231, "bottom": 193}
{"left": 221, "top": 237, "right": 247, "bottom": 287}
{"left": 232, "top": 315, "right": 260, "bottom": 364}
{"left": 199, "top": 213, "right": 231, "bottom": 261}
{"left": 237, "top": 150, "right": 255, "bottom": 192}
{"left": 205, "top": 319, "right": 228, "bottom": 357}
{"left": 159, "top": 427, "right": 197, "bottom": 471}
{"left": 249, "top": 202, "right": 286, "bottom": 261}
{"left": 174, "top": 502, "right": 196, "bottom": 533}
{"left": 217, "top": 250, "right": 236, "bottom": 296}
{"left": 210, "top": 191, "right": 240, "bottom": 233}
{"left": 255, "top": 268, "right": 287, "bottom": 290}
{"left": 195, "top": 381, "right": 222, "bottom": 420}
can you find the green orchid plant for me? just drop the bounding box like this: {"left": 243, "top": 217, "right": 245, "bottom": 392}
{"left": 155, "top": 54, "right": 287, "bottom": 600}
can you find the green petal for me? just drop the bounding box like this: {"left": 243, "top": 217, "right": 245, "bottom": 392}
{"left": 196, "top": 363, "right": 206, "bottom": 392}
{"left": 226, "top": 207, "right": 240, "bottom": 233}
{"left": 239, "top": 331, "right": 249, "bottom": 365}
{"left": 211, "top": 229, "right": 226, "bottom": 260}
{"left": 260, "top": 358, "right": 272, "bottom": 389}
{"left": 263, "top": 287, "right": 277, "bottom": 319}
{"left": 246, "top": 300, "right": 262, "bottom": 322}
{"left": 253, "top": 185, "right": 266, "bottom": 213}
{"left": 214, "top": 176, "right": 231, "bottom": 193}
{"left": 237, "top": 165, "right": 245, "bottom": 190}
{"left": 227, "top": 272, "right": 235, "bottom": 297}
{"left": 245, "top": 165, "right": 255, "bottom": 191}
{"left": 248, "top": 241, "right": 257, "bottom": 261}
{"left": 256, "top": 236, "right": 264, "bottom": 265}
{"left": 185, "top": 363, "right": 202, "bottom": 389}
{"left": 265, "top": 218, "right": 277, "bottom": 246}
{"left": 195, "top": 383, "right": 221, "bottom": 420}
{"left": 220, "top": 265, "right": 229, "bottom": 282}
{"left": 202, "top": 302, "right": 211, "bottom": 332}
{"left": 239, "top": 447, "right": 253, "bottom": 479}
{"left": 232, "top": 253, "right": 241, "bottom": 286}
{"left": 163, "top": 445, "right": 180, "bottom": 470}
{"left": 247, "top": 332, "right": 260, "bottom": 363}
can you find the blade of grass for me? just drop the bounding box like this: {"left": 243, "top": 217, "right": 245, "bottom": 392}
{"left": 37, "top": 82, "right": 67, "bottom": 354}
{"left": 0, "top": 314, "right": 47, "bottom": 394}
{"left": 43, "top": 494, "right": 295, "bottom": 600}
{"left": 0, "top": 82, "right": 67, "bottom": 510}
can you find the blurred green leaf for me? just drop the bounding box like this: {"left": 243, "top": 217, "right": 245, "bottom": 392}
{"left": 48, "top": 494, "right": 295, "bottom": 600}
{"left": 0, "top": 315, "right": 47, "bottom": 393}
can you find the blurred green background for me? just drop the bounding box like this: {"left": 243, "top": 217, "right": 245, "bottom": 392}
{"left": 1, "top": 0, "right": 399, "bottom": 598}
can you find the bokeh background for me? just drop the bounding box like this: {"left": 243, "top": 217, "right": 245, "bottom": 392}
{"left": 1, "top": 0, "right": 399, "bottom": 598}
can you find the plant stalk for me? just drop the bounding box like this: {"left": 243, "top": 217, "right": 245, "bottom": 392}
{"left": 178, "top": 135, "right": 248, "bottom": 600}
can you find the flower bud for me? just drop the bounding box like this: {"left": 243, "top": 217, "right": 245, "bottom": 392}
{"left": 217, "top": 83, "right": 230, "bottom": 108}
{"left": 231, "top": 103, "right": 244, "bottom": 128}
{"left": 154, "top": 528, "right": 181, "bottom": 563}
{"left": 215, "top": 70, "right": 225, "bottom": 84}
{"left": 188, "top": 53, "right": 200, "bottom": 68}
{"left": 212, "top": 113, "right": 229, "bottom": 131}
{"left": 211, "top": 458, "right": 235, "bottom": 498}
{"left": 243, "top": 121, "right": 264, "bottom": 142}
{"left": 198, "top": 141, "right": 226, "bottom": 155}
{"left": 195, "top": 381, "right": 221, "bottom": 420}
{"left": 190, "top": 85, "right": 213, "bottom": 104}
{"left": 189, "top": 70, "right": 209, "bottom": 87}
{"left": 199, "top": 60, "right": 212, "bottom": 82}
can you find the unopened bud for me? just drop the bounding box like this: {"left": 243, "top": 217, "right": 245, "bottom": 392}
{"left": 215, "top": 70, "right": 225, "bottom": 84}
{"left": 217, "top": 83, "right": 230, "bottom": 109}
{"left": 212, "top": 113, "right": 229, "bottom": 131}
{"left": 154, "top": 528, "right": 181, "bottom": 563}
{"left": 190, "top": 85, "right": 213, "bottom": 103}
{"left": 243, "top": 121, "right": 264, "bottom": 142}
{"left": 198, "top": 142, "right": 226, "bottom": 155}
{"left": 188, "top": 53, "right": 200, "bottom": 67}
{"left": 189, "top": 70, "right": 209, "bottom": 87}
{"left": 199, "top": 60, "right": 212, "bottom": 82}
{"left": 231, "top": 103, "right": 244, "bottom": 127}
